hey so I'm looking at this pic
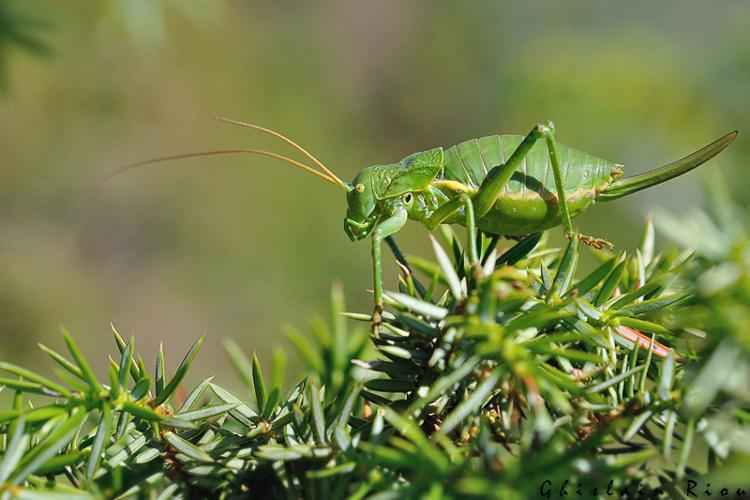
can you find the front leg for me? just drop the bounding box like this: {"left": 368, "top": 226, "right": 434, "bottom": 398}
{"left": 371, "top": 207, "right": 408, "bottom": 336}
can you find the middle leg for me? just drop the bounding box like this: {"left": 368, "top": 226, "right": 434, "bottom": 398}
{"left": 425, "top": 193, "right": 480, "bottom": 276}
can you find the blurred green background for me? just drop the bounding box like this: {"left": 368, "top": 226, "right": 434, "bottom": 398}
{"left": 0, "top": 1, "right": 748, "bottom": 388}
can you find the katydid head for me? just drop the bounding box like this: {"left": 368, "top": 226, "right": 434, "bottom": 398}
{"left": 107, "top": 118, "right": 448, "bottom": 243}
{"left": 342, "top": 148, "right": 444, "bottom": 241}
{"left": 344, "top": 168, "right": 379, "bottom": 241}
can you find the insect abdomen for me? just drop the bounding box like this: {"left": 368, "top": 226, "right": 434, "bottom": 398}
{"left": 441, "top": 135, "right": 617, "bottom": 234}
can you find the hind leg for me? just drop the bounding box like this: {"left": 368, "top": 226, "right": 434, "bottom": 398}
{"left": 475, "top": 122, "right": 612, "bottom": 249}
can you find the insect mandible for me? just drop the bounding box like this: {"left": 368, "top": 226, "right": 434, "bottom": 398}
{"left": 111, "top": 117, "right": 737, "bottom": 340}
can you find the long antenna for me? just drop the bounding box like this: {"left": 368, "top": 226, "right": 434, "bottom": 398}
{"left": 212, "top": 116, "right": 345, "bottom": 186}
{"left": 103, "top": 148, "right": 343, "bottom": 186}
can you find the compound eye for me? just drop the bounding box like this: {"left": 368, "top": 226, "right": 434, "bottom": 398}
{"left": 355, "top": 183, "right": 365, "bottom": 193}
{"left": 403, "top": 193, "right": 413, "bottom": 204}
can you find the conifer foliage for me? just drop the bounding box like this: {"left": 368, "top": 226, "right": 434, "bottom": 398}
{"left": 1, "top": 185, "right": 749, "bottom": 498}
